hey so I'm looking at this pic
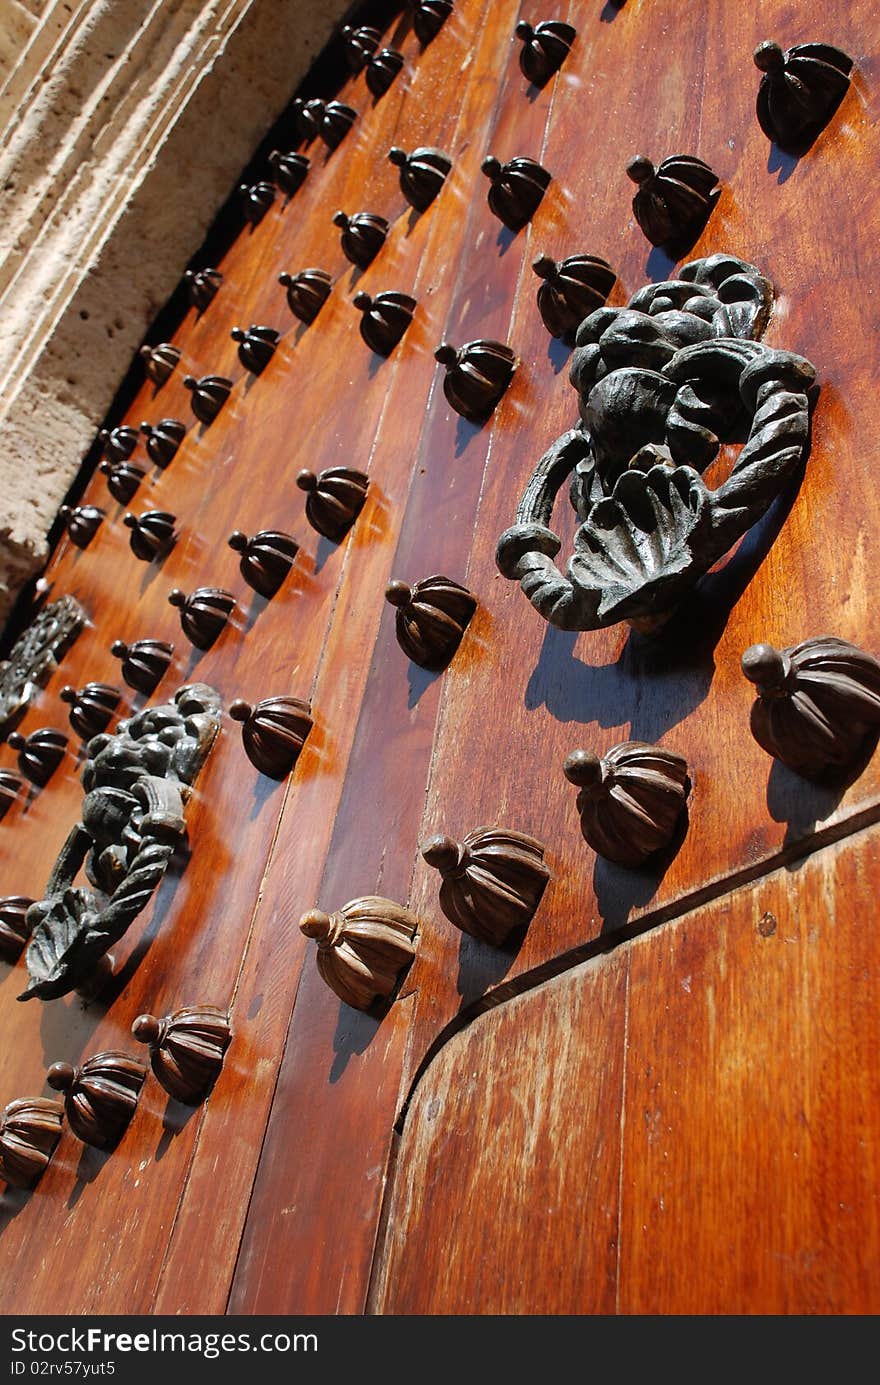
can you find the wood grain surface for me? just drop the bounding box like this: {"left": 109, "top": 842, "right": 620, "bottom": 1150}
{"left": 0, "top": 0, "right": 877, "bottom": 1315}
{"left": 396, "top": 0, "right": 880, "bottom": 1088}
{"left": 373, "top": 826, "right": 880, "bottom": 1315}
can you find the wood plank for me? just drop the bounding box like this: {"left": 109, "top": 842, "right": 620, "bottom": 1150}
{"left": 0, "top": 2, "right": 423, "bottom": 1314}
{"left": 370, "top": 947, "right": 627, "bottom": 1314}
{"left": 154, "top": 3, "right": 496, "bottom": 1315}
{"left": 1, "top": 0, "right": 878, "bottom": 1317}
{"left": 227, "top": 0, "right": 542, "bottom": 1315}
{"left": 374, "top": 824, "right": 880, "bottom": 1315}
{"left": 153, "top": 0, "right": 490, "bottom": 1309}
{"left": 618, "top": 825, "right": 880, "bottom": 1313}
{"left": 398, "top": 0, "right": 880, "bottom": 1086}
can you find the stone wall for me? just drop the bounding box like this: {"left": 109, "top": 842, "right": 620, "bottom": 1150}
{"left": 0, "top": 0, "right": 352, "bottom": 628}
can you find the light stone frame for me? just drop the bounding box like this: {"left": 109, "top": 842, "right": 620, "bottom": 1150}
{"left": 0, "top": 0, "right": 352, "bottom": 626}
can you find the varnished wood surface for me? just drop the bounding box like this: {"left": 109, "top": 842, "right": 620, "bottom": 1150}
{"left": 373, "top": 826, "right": 880, "bottom": 1314}
{"left": 228, "top": 0, "right": 562, "bottom": 1315}
{"left": 396, "top": 0, "right": 880, "bottom": 1089}
{"left": 0, "top": 0, "right": 877, "bottom": 1314}
{"left": 371, "top": 947, "right": 628, "bottom": 1316}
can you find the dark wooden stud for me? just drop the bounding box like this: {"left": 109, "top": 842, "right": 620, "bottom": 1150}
{"left": 123, "top": 509, "right": 177, "bottom": 563}
{"left": 333, "top": 210, "right": 389, "bottom": 268}
{"left": 342, "top": 24, "right": 381, "bottom": 71}
{"left": 366, "top": 48, "right": 404, "bottom": 99}
{"left": 292, "top": 99, "right": 356, "bottom": 151}
{"left": 0, "top": 1098, "right": 63, "bottom": 1188}
{"left": 626, "top": 153, "right": 720, "bottom": 249}
{"left": 532, "top": 253, "right": 616, "bottom": 342}
{"left": 99, "top": 460, "right": 146, "bottom": 504}
{"left": 227, "top": 529, "right": 298, "bottom": 598}
{"left": 47, "top": 1052, "right": 146, "bottom": 1150}
{"left": 314, "top": 100, "right": 357, "bottom": 150}
{"left": 239, "top": 180, "right": 276, "bottom": 225}
{"left": 0, "top": 897, "right": 34, "bottom": 964}
{"left": 292, "top": 97, "right": 321, "bottom": 141}
{"left": 229, "top": 696, "right": 313, "bottom": 779}
{"left": 7, "top": 728, "right": 67, "bottom": 787}
{"left": 0, "top": 770, "right": 22, "bottom": 818}
{"left": 131, "top": 1007, "right": 231, "bottom": 1105}
{"left": 139, "top": 342, "right": 181, "bottom": 388}
{"left": 168, "top": 587, "right": 236, "bottom": 650}
{"left": 268, "top": 149, "right": 310, "bottom": 197}
{"left": 59, "top": 682, "right": 121, "bottom": 740}
{"left": 421, "top": 827, "right": 550, "bottom": 947}
{"left": 353, "top": 290, "right": 416, "bottom": 356}
{"left": 299, "top": 896, "right": 419, "bottom": 1012}
{"left": 98, "top": 426, "right": 139, "bottom": 463}
{"left": 434, "top": 339, "right": 516, "bottom": 423}
{"left": 563, "top": 742, "right": 690, "bottom": 867}
{"left": 481, "top": 154, "right": 551, "bottom": 231}
{"left": 385, "top": 574, "right": 477, "bottom": 671}
{"left": 754, "top": 40, "right": 853, "bottom": 153}
{"left": 110, "top": 639, "right": 174, "bottom": 695}
{"left": 182, "top": 374, "right": 232, "bottom": 425}
{"left": 140, "top": 417, "right": 186, "bottom": 468}
{"left": 278, "top": 267, "right": 332, "bottom": 324}
{"left": 407, "top": 0, "right": 453, "bottom": 46}
{"left": 514, "top": 20, "right": 576, "bottom": 86}
{"left": 59, "top": 504, "right": 104, "bottom": 550}
{"left": 742, "top": 637, "right": 880, "bottom": 781}
{"left": 388, "top": 146, "right": 451, "bottom": 212}
{"left": 296, "top": 466, "right": 369, "bottom": 542}
{"left": 230, "top": 325, "right": 279, "bottom": 375}
{"left": 184, "top": 267, "right": 222, "bottom": 311}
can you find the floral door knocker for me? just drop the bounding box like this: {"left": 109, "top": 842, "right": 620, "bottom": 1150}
{"left": 496, "top": 254, "right": 816, "bottom": 632}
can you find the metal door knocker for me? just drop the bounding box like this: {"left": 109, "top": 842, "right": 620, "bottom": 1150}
{"left": 19, "top": 685, "right": 221, "bottom": 1002}
{"left": 496, "top": 254, "right": 816, "bottom": 633}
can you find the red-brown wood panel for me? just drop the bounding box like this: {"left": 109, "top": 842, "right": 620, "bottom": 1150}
{"left": 156, "top": 1, "right": 502, "bottom": 1313}
{"left": 373, "top": 826, "right": 880, "bottom": 1314}
{"left": 619, "top": 827, "right": 880, "bottom": 1314}
{"left": 397, "top": 0, "right": 880, "bottom": 1095}
{"left": 371, "top": 947, "right": 627, "bottom": 1315}
{"left": 228, "top": 0, "right": 540, "bottom": 1314}
{"left": 0, "top": 0, "right": 877, "bottom": 1317}
{"left": 0, "top": 0, "right": 439, "bottom": 1315}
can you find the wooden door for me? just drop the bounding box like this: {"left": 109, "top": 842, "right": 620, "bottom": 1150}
{"left": 0, "top": 0, "right": 878, "bottom": 1315}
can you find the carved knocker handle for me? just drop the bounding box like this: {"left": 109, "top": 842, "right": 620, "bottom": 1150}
{"left": 497, "top": 344, "right": 816, "bottom": 632}
{"left": 496, "top": 428, "right": 597, "bottom": 630}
